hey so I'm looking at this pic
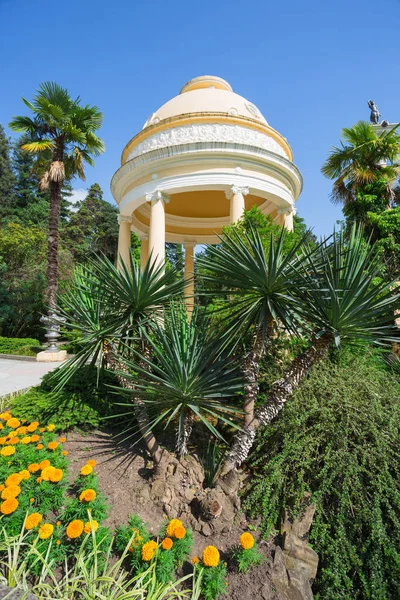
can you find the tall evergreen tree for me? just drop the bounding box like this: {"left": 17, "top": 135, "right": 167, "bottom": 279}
{"left": 0, "top": 124, "right": 16, "bottom": 221}
{"left": 63, "top": 183, "right": 118, "bottom": 262}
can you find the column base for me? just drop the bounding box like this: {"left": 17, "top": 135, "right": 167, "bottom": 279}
{"left": 36, "top": 350, "right": 67, "bottom": 363}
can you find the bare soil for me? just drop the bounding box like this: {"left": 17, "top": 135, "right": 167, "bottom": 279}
{"left": 63, "top": 429, "right": 278, "bottom": 597}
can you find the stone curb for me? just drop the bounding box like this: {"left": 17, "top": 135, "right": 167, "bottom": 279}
{"left": 0, "top": 354, "right": 38, "bottom": 362}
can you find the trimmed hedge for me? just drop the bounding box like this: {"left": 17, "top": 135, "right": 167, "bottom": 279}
{"left": 0, "top": 336, "right": 41, "bottom": 356}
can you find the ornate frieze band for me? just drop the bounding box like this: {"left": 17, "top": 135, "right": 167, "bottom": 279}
{"left": 127, "top": 123, "right": 288, "bottom": 161}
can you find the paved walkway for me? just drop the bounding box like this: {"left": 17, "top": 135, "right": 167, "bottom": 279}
{"left": 0, "top": 358, "right": 59, "bottom": 397}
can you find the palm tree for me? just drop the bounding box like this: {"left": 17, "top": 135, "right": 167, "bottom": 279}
{"left": 55, "top": 253, "right": 186, "bottom": 464}
{"left": 197, "top": 227, "right": 313, "bottom": 427}
{"left": 9, "top": 82, "right": 105, "bottom": 315}
{"left": 202, "top": 226, "right": 399, "bottom": 485}
{"left": 321, "top": 121, "right": 400, "bottom": 208}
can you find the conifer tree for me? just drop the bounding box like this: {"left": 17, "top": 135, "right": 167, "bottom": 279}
{"left": 0, "top": 124, "right": 16, "bottom": 221}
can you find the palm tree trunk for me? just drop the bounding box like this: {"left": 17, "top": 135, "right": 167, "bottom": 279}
{"left": 103, "top": 342, "right": 163, "bottom": 466}
{"left": 219, "top": 331, "right": 334, "bottom": 483}
{"left": 46, "top": 177, "right": 62, "bottom": 310}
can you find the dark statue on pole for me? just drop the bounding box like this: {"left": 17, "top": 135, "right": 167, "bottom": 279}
{"left": 368, "top": 100, "right": 381, "bottom": 124}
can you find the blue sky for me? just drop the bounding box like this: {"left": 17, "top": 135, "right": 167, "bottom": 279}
{"left": 1, "top": 0, "right": 399, "bottom": 237}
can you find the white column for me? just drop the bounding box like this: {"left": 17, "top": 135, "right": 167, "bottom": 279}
{"left": 225, "top": 185, "right": 249, "bottom": 224}
{"left": 184, "top": 242, "right": 196, "bottom": 317}
{"left": 117, "top": 215, "right": 132, "bottom": 270}
{"left": 140, "top": 236, "right": 149, "bottom": 272}
{"left": 146, "top": 190, "right": 169, "bottom": 269}
{"left": 277, "top": 206, "right": 296, "bottom": 232}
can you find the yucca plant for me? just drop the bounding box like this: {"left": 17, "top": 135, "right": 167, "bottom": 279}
{"left": 197, "top": 226, "right": 314, "bottom": 427}
{"left": 53, "top": 253, "right": 185, "bottom": 464}
{"left": 216, "top": 225, "right": 399, "bottom": 482}
{"left": 117, "top": 304, "right": 243, "bottom": 457}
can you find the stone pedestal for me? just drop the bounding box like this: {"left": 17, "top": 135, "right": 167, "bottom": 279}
{"left": 36, "top": 350, "right": 67, "bottom": 363}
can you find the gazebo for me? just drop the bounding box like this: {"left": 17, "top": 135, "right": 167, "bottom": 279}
{"left": 111, "top": 75, "right": 303, "bottom": 299}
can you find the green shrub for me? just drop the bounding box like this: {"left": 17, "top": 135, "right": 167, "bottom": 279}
{"left": 11, "top": 366, "right": 118, "bottom": 431}
{"left": 0, "top": 336, "right": 41, "bottom": 356}
{"left": 244, "top": 350, "right": 400, "bottom": 600}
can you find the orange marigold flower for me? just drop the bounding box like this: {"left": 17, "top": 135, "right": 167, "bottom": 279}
{"left": 47, "top": 424, "right": 55, "bottom": 432}
{"left": 56, "top": 540, "right": 61, "bottom": 545}
{"left": 141, "top": 540, "right": 158, "bottom": 561}
{"left": 240, "top": 532, "right": 255, "bottom": 550}
{"left": 166, "top": 519, "right": 183, "bottom": 537}
{"left": 19, "top": 470, "right": 30, "bottom": 480}
{"left": 49, "top": 468, "right": 63, "bottom": 483}
{"left": 16, "top": 427, "right": 27, "bottom": 435}
{"left": 39, "top": 460, "right": 50, "bottom": 469}
{"left": 66, "top": 519, "right": 84, "bottom": 539}
{"left": 36, "top": 477, "right": 42, "bottom": 483}
{"left": 36, "top": 444, "right": 44, "bottom": 450}
{"left": 41, "top": 466, "right": 55, "bottom": 481}
{"left": 79, "top": 489, "right": 96, "bottom": 502}
{"left": 1, "top": 498, "right": 18, "bottom": 515}
{"left": 28, "top": 463, "right": 41, "bottom": 473}
{"left": 48, "top": 441, "right": 58, "bottom": 451}
{"left": 192, "top": 556, "right": 199, "bottom": 564}
{"left": 87, "top": 460, "right": 96, "bottom": 467}
{"left": 0, "top": 437, "right": 6, "bottom": 445}
{"left": 59, "top": 437, "right": 66, "bottom": 443}
{"left": 84, "top": 520, "right": 99, "bottom": 534}
{"left": 30, "top": 435, "right": 40, "bottom": 443}
{"left": 1, "top": 485, "right": 21, "bottom": 500}
{"left": 240, "top": 531, "right": 254, "bottom": 550}
{"left": 39, "top": 428, "right": 45, "bottom": 433}
{"left": 7, "top": 437, "right": 19, "bottom": 445}
{"left": 161, "top": 537, "right": 173, "bottom": 550}
{"left": 0, "top": 485, "right": 4, "bottom": 492}
{"left": 27, "top": 422, "right": 39, "bottom": 433}
{"left": 80, "top": 464, "right": 93, "bottom": 476}
{"left": 0, "top": 412, "right": 11, "bottom": 421}
{"left": 21, "top": 436, "right": 32, "bottom": 445}
{"left": 5, "top": 473, "right": 22, "bottom": 486}
{"left": 25, "top": 512, "right": 42, "bottom": 530}
{"left": 38, "top": 523, "right": 54, "bottom": 539}
{"left": 1, "top": 446, "right": 15, "bottom": 457}
{"left": 62, "top": 451, "right": 68, "bottom": 456}
{"left": 202, "top": 546, "right": 220, "bottom": 567}
{"left": 56, "top": 521, "right": 61, "bottom": 526}
{"left": 6, "top": 418, "right": 20, "bottom": 429}
{"left": 174, "top": 525, "right": 186, "bottom": 539}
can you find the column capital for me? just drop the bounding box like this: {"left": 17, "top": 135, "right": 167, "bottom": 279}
{"left": 145, "top": 189, "right": 170, "bottom": 204}
{"left": 138, "top": 233, "right": 149, "bottom": 241}
{"left": 117, "top": 214, "right": 132, "bottom": 225}
{"left": 225, "top": 185, "right": 250, "bottom": 200}
{"left": 277, "top": 205, "right": 296, "bottom": 216}
{"left": 183, "top": 241, "right": 196, "bottom": 248}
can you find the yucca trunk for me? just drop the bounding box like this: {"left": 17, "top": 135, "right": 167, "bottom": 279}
{"left": 242, "top": 327, "right": 268, "bottom": 428}
{"left": 103, "top": 342, "right": 163, "bottom": 466}
{"left": 219, "top": 331, "right": 334, "bottom": 483}
{"left": 176, "top": 411, "right": 194, "bottom": 458}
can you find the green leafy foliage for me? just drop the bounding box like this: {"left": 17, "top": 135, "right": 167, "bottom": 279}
{"left": 244, "top": 350, "right": 400, "bottom": 599}
{"left": 11, "top": 366, "right": 118, "bottom": 430}
{"left": 198, "top": 561, "right": 227, "bottom": 600}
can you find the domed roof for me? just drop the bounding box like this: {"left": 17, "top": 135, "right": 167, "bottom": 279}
{"left": 143, "top": 75, "right": 268, "bottom": 128}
